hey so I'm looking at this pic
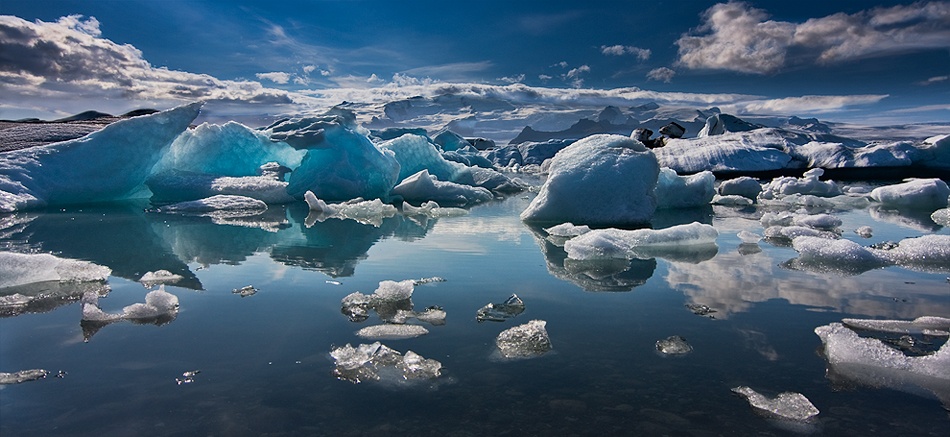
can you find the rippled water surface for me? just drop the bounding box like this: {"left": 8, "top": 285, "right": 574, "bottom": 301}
{"left": 1, "top": 192, "right": 948, "bottom": 436}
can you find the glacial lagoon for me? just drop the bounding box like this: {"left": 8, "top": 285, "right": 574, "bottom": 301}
{"left": 1, "top": 190, "right": 948, "bottom": 436}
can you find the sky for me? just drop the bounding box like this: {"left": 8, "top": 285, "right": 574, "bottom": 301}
{"left": 1, "top": 0, "right": 948, "bottom": 125}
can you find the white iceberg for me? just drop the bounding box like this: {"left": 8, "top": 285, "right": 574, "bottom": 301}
{"left": 82, "top": 285, "right": 179, "bottom": 323}
{"left": 563, "top": 222, "right": 718, "bottom": 260}
{"left": 869, "top": 178, "right": 950, "bottom": 210}
{"left": 330, "top": 342, "right": 442, "bottom": 385}
{"left": 815, "top": 322, "right": 950, "bottom": 407}
{"left": 791, "top": 234, "right": 950, "bottom": 273}
{"left": 0, "top": 252, "right": 111, "bottom": 289}
{"left": 718, "top": 176, "right": 762, "bottom": 200}
{"left": 391, "top": 169, "right": 492, "bottom": 206}
{"left": 654, "top": 129, "right": 794, "bottom": 173}
{"left": 521, "top": 134, "right": 659, "bottom": 226}
{"left": 155, "top": 195, "right": 268, "bottom": 216}
{"left": 494, "top": 320, "right": 552, "bottom": 360}
{"left": 355, "top": 324, "right": 429, "bottom": 339}
{"left": 655, "top": 168, "right": 715, "bottom": 209}
{"left": 731, "top": 386, "right": 820, "bottom": 421}
{"left": 0, "top": 103, "right": 201, "bottom": 211}
{"left": 304, "top": 191, "right": 397, "bottom": 226}
{"left": 932, "top": 208, "right": 950, "bottom": 226}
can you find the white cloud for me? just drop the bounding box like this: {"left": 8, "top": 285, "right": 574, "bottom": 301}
{"left": 0, "top": 14, "right": 296, "bottom": 112}
{"left": 538, "top": 74, "right": 553, "bottom": 81}
{"left": 647, "top": 67, "right": 676, "bottom": 83}
{"left": 918, "top": 75, "right": 949, "bottom": 86}
{"left": 256, "top": 72, "right": 291, "bottom": 84}
{"left": 497, "top": 74, "right": 526, "bottom": 84}
{"left": 677, "top": 1, "right": 950, "bottom": 74}
{"left": 303, "top": 65, "right": 317, "bottom": 75}
{"left": 565, "top": 65, "right": 590, "bottom": 79}
{"left": 733, "top": 94, "right": 889, "bottom": 114}
{"left": 600, "top": 45, "right": 651, "bottom": 60}
{"left": 400, "top": 61, "right": 493, "bottom": 81}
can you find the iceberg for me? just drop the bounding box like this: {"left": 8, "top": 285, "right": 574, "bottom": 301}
{"left": 0, "top": 103, "right": 201, "bottom": 211}
{"left": 655, "top": 335, "right": 693, "bottom": 355}
{"left": 521, "top": 134, "right": 659, "bottom": 226}
{"left": 0, "top": 369, "right": 49, "bottom": 385}
{"left": 146, "top": 170, "right": 295, "bottom": 204}
{"left": 355, "top": 324, "right": 429, "bottom": 339}
{"left": 267, "top": 111, "right": 400, "bottom": 201}
{"left": 401, "top": 201, "right": 468, "bottom": 218}
{"left": 654, "top": 129, "right": 793, "bottom": 174}
{"left": 139, "top": 270, "right": 184, "bottom": 287}
{"left": 932, "top": 208, "right": 950, "bottom": 226}
{"left": 654, "top": 168, "right": 715, "bottom": 209}
{"left": 329, "top": 342, "right": 442, "bottom": 385}
{"left": 761, "top": 168, "right": 842, "bottom": 198}
{"left": 476, "top": 294, "right": 525, "bottom": 322}
{"left": 815, "top": 322, "right": 950, "bottom": 407}
{"left": 82, "top": 286, "right": 180, "bottom": 323}
{"left": 718, "top": 176, "right": 762, "bottom": 200}
{"left": 0, "top": 252, "right": 111, "bottom": 289}
{"left": 731, "top": 386, "right": 820, "bottom": 421}
{"left": 869, "top": 178, "right": 950, "bottom": 210}
{"left": 391, "top": 169, "right": 493, "bottom": 206}
{"left": 304, "top": 191, "right": 397, "bottom": 227}
{"left": 152, "top": 121, "right": 305, "bottom": 177}
{"left": 563, "top": 222, "right": 718, "bottom": 260}
{"left": 494, "top": 320, "right": 552, "bottom": 360}
{"left": 155, "top": 195, "right": 268, "bottom": 216}
{"left": 790, "top": 234, "right": 950, "bottom": 273}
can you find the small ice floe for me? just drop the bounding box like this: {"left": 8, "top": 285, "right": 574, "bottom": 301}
{"left": 0, "top": 369, "right": 49, "bottom": 384}
{"left": 790, "top": 234, "right": 950, "bottom": 274}
{"left": 304, "top": 191, "right": 397, "bottom": 227}
{"left": 401, "top": 201, "right": 468, "bottom": 218}
{"left": 329, "top": 342, "right": 442, "bottom": 385}
{"left": 737, "top": 230, "right": 761, "bottom": 244}
{"left": 544, "top": 222, "right": 592, "bottom": 238}
{"left": 176, "top": 370, "right": 201, "bottom": 385}
{"left": 155, "top": 195, "right": 268, "bottom": 217}
{"left": 563, "top": 222, "right": 718, "bottom": 261}
{"left": 494, "top": 320, "right": 552, "bottom": 360}
{"left": 139, "top": 270, "right": 183, "bottom": 287}
{"left": 731, "top": 386, "right": 819, "bottom": 422}
{"left": 326, "top": 280, "right": 342, "bottom": 285}
{"left": 656, "top": 335, "right": 693, "bottom": 355}
{"left": 396, "top": 306, "right": 446, "bottom": 325}
{"left": 792, "top": 213, "right": 841, "bottom": 231}
{"left": 761, "top": 168, "right": 841, "bottom": 198}
{"left": 476, "top": 294, "right": 525, "bottom": 322}
{"left": 391, "top": 169, "right": 493, "bottom": 207}
{"left": 686, "top": 303, "right": 716, "bottom": 317}
{"left": 855, "top": 226, "right": 873, "bottom": 238}
{"left": 764, "top": 226, "right": 839, "bottom": 243}
{"left": 718, "top": 176, "right": 762, "bottom": 200}
{"left": 341, "top": 280, "right": 444, "bottom": 325}
{"left": 232, "top": 285, "right": 258, "bottom": 297}
{"left": 0, "top": 251, "right": 111, "bottom": 289}
{"left": 355, "top": 324, "right": 429, "bottom": 340}
{"left": 712, "top": 194, "right": 754, "bottom": 206}
{"left": 81, "top": 286, "right": 180, "bottom": 341}
{"left": 815, "top": 321, "right": 950, "bottom": 407}
{"left": 412, "top": 276, "right": 446, "bottom": 286}
{"left": 932, "top": 208, "right": 950, "bottom": 226}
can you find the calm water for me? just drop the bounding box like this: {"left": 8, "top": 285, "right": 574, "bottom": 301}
{"left": 1, "top": 190, "right": 948, "bottom": 436}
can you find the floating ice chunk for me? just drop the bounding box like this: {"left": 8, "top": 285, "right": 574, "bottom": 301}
{"left": 304, "top": 191, "right": 397, "bottom": 227}
{"left": 269, "top": 112, "right": 401, "bottom": 201}
{"left": 731, "top": 386, "right": 819, "bottom": 421}
{"left": 870, "top": 178, "right": 950, "bottom": 210}
{"left": 232, "top": 285, "right": 258, "bottom": 297}
{"left": 401, "top": 201, "right": 468, "bottom": 218}
{"left": 146, "top": 171, "right": 295, "bottom": 204}
{"left": 855, "top": 226, "right": 873, "bottom": 238}
{"left": 356, "top": 324, "right": 429, "bottom": 339}
{"left": 176, "top": 370, "right": 201, "bottom": 385}
{"left": 790, "top": 236, "right": 886, "bottom": 270}
{"left": 712, "top": 194, "right": 753, "bottom": 206}
{"left": 0, "top": 103, "right": 201, "bottom": 212}
{"left": 737, "top": 230, "right": 762, "bottom": 244}
{"left": 476, "top": 294, "right": 526, "bottom": 322}
{"left": 759, "top": 212, "right": 794, "bottom": 228}
{"left": 654, "top": 130, "right": 793, "bottom": 173}
{"left": 764, "top": 226, "right": 839, "bottom": 242}
{"left": 563, "top": 222, "right": 718, "bottom": 260}
{"left": 156, "top": 195, "right": 268, "bottom": 216}
{"left": 374, "top": 280, "right": 415, "bottom": 301}
{"left": 792, "top": 213, "right": 842, "bottom": 230}
{"left": 0, "top": 369, "right": 49, "bottom": 384}
{"left": 82, "top": 286, "right": 179, "bottom": 323}
{"left": 391, "top": 169, "right": 492, "bottom": 206}
{"left": 932, "top": 208, "right": 950, "bottom": 226}
{"left": 494, "top": 320, "right": 552, "bottom": 360}
{"left": 0, "top": 252, "right": 111, "bottom": 289}
{"left": 340, "top": 280, "right": 417, "bottom": 322}
{"left": 718, "top": 176, "right": 762, "bottom": 200}
{"left": 330, "top": 342, "right": 442, "bottom": 384}
{"left": 139, "top": 270, "right": 184, "bottom": 287}
{"left": 842, "top": 316, "right": 950, "bottom": 337}
{"left": 762, "top": 168, "right": 841, "bottom": 198}
{"left": 656, "top": 335, "right": 693, "bottom": 355}
{"left": 815, "top": 322, "right": 950, "bottom": 406}
{"left": 655, "top": 168, "right": 715, "bottom": 209}
{"left": 877, "top": 234, "right": 950, "bottom": 269}
{"left": 521, "top": 134, "right": 659, "bottom": 226}
{"left": 412, "top": 276, "right": 446, "bottom": 286}
{"left": 544, "top": 222, "right": 591, "bottom": 238}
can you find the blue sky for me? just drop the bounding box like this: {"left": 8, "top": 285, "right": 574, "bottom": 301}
{"left": 1, "top": 0, "right": 948, "bottom": 124}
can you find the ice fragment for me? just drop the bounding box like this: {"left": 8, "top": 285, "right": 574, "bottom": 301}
{"left": 476, "top": 294, "right": 525, "bottom": 322}
{"left": 0, "top": 369, "right": 49, "bottom": 384}
{"left": 731, "top": 386, "right": 819, "bottom": 421}
{"left": 656, "top": 335, "right": 693, "bottom": 355}
{"left": 495, "top": 320, "right": 552, "bottom": 360}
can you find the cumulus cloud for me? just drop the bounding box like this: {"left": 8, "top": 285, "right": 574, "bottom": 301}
{"left": 647, "top": 67, "right": 676, "bottom": 83}
{"left": 497, "top": 74, "right": 526, "bottom": 84}
{"left": 677, "top": 1, "right": 950, "bottom": 74}
{"left": 564, "top": 65, "right": 590, "bottom": 88}
{"left": 600, "top": 45, "right": 651, "bottom": 60}
{"left": 256, "top": 72, "right": 291, "bottom": 84}
{"left": 0, "top": 14, "right": 297, "bottom": 111}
